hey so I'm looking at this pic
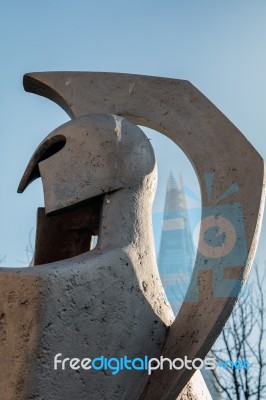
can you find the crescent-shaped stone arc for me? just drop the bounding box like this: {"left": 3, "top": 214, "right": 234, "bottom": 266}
{"left": 22, "top": 72, "right": 265, "bottom": 399}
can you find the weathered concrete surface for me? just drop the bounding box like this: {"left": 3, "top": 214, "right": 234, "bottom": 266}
{"left": 20, "top": 72, "right": 265, "bottom": 399}
{"left": 34, "top": 201, "right": 101, "bottom": 265}
{"left": 1, "top": 116, "right": 175, "bottom": 399}
{"left": 0, "top": 72, "right": 264, "bottom": 399}
{"left": 0, "top": 273, "right": 43, "bottom": 399}
{"left": 177, "top": 371, "right": 212, "bottom": 400}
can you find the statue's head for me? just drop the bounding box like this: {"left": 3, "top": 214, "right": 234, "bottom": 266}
{"left": 18, "top": 114, "right": 156, "bottom": 215}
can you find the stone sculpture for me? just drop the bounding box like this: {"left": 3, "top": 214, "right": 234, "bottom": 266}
{"left": 0, "top": 72, "right": 265, "bottom": 400}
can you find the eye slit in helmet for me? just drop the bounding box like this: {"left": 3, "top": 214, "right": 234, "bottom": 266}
{"left": 34, "top": 135, "right": 67, "bottom": 178}
{"left": 18, "top": 135, "right": 66, "bottom": 192}
{"left": 39, "top": 136, "right": 66, "bottom": 163}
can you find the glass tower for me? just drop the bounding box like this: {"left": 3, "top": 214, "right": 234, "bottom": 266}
{"left": 157, "top": 172, "right": 195, "bottom": 315}
{"left": 157, "top": 173, "right": 221, "bottom": 398}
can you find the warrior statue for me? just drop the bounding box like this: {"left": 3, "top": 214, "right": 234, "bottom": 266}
{"left": 0, "top": 72, "right": 264, "bottom": 400}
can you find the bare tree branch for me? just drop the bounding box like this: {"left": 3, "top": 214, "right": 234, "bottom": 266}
{"left": 210, "top": 262, "right": 266, "bottom": 399}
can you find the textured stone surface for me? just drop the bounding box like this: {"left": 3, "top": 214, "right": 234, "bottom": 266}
{"left": 176, "top": 371, "right": 212, "bottom": 400}
{"left": 1, "top": 116, "right": 174, "bottom": 399}
{"left": 34, "top": 201, "right": 101, "bottom": 265}
{"left": 0, "top": 272, "right": 43, "bottom": 399}
{"left": 0, "top": 72, "right": 264, "bottom": 399}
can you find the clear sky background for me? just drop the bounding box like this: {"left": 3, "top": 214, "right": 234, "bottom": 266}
{"left": 1, "top": 0, "right": 266, "bottom": 268}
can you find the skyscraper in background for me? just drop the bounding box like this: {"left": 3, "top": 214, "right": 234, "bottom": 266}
{"left": 157, "top": 172, "right": 195, "bottom": 315}
{"left": 157, "top": 173, "right": 221, "bottom": 398}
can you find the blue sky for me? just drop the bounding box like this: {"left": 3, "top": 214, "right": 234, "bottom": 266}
{"left": 1, "top": 1, "right": 266, "bottom": 267}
